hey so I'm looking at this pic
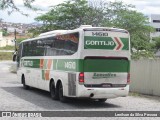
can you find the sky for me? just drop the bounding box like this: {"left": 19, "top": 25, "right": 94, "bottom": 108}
{"left": 0, "top": 0, "right": 160, "bottom": 24}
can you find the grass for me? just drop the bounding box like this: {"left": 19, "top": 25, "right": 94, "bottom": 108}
{"left": 0, "top": 52, "right": 12, "bottom": 60}
{"left": 0, "top": 45, "right": 15, "bottom": 50}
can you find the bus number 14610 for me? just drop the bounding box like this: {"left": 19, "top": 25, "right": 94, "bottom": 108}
{"left": 65, "top": 62, "right": 76, "bottom": 70}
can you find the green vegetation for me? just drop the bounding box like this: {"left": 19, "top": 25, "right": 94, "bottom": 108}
{"left": 0, "top": 46, "right": 14, "bottom": 50}
{"left": 16, "top": 38, "right": 27, "bottom": 43}
{"left": 152, "top": 37, "right": 160, "bottom": 51}
{"left": 0, "top": 30, "right": 9, "bottom": 36}
{"left": 0, "top": 52, "right": 12, "bottom": 60}
{"left": 30, "top": 0, "right": 154, "bottom": 59}
{"left": 131, "top": 51, "right": 155, "bottom": 60}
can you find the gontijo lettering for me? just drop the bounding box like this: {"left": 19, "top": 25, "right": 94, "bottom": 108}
{"left": 85, "top": 40, "right": 115, "bottom": 46}
{"left": 23, "top": 61, "right": 33, "bottom": 67}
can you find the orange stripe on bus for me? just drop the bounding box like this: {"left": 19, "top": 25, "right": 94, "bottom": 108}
{"left": 47, "top": 59, "right": 52, "bottom": 70}
{"left": 45, "top": 70, "right": 50, "bottom": 80}
{"left": 40, "top": 59, "right": 44, "bottom": 69}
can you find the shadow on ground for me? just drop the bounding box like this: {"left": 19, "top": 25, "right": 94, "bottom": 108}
{"left": 1, "top": 86, "right": 121, "bottom": 110}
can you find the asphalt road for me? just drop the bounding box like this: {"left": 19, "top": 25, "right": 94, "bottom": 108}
{"left": 0, "top": 61, "right": 160, "bottom": 119}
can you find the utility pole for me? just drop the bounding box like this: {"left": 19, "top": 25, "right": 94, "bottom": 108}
{"left": 14, "top": 29, "right": 17, "bottom": 51}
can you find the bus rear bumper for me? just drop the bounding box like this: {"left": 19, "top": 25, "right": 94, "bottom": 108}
{"left": 77, "top": 85, "right": 129, "bottom": 99}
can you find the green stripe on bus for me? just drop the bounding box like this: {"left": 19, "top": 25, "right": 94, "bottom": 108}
{"left": 21, "top": 59, "right": 130, "bottom": 72}
{"left": 21, "top": 59, "right": 40, "bottom": 68}
{"left": 121, "top": 38, "right": 129, "bottom": 50}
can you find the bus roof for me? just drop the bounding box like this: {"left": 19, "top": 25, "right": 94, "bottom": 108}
{"left": 20, "top": 25, "right": 128, "bottom": 43}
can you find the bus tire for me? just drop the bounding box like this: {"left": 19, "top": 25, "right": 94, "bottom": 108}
{"left": 22, "top": 76, "right": 30, "bottom": 90}
{"left": 98, "top": 99, "right": 107, "bottom": 103}
{"left": 50, "top": 81, "right": 59, "bottom": 100}
{"left": 59, "top": 82, "right": 67, "bottom": 103}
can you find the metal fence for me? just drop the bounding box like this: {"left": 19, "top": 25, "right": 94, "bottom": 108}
{"left": 130, "top": 59, "right": 160, "bottom": 96}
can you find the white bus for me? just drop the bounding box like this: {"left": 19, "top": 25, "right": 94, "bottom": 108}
{"left": 16, "top": 25, "right": 131, "bottom": 103}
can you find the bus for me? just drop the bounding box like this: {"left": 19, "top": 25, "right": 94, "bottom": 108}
{"left": 16, "top": 25, "right": 130, "bottom": 103}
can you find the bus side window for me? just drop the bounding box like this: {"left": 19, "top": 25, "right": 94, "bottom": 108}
{"left": 44, "top": 38, "right": 56, "bottom": 56}
{"left": 22, "top": 42, "right": 29, "bottom": 57}
{"left": 36, "top": 40, "right": 45, "bottom": 56}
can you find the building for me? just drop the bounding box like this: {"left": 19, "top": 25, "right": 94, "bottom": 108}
{"left": 0, "top": 31, "right": 5, "bottom": 47}
{"left": 0, "top": 31, "right": 15, "bottom": 47}
{"left": 150, "top": 14, "right": 160, "bottom": 38}
{"left": 150, "top": 14, "right": 160, "bottom": 57}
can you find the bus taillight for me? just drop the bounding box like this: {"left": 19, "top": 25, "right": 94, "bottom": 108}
{"left": 127, "top": 73, "right": 130, "bottom": 84}
{"left": 79, "top": 72, "right": 84, "bottom": 84}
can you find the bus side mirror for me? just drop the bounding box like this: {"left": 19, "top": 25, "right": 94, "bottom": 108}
{"left": 12, "top": 51, "right": 17, "bottom": 62}
{"left": 12, "top": 54, "right": 17, "bottom": 62}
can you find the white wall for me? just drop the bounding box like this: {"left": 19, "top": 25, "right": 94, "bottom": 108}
{"left": 0, "top": 40, "right": 6, "bottom": 47}
{"left": 130, "top": 59, "right": 160, "bottom": 96}
{"left": 0, "top": 35, "right": 15, "bottom": 47}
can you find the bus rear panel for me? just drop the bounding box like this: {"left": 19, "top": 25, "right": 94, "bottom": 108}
{"left": 76, "top": 28, "right": 130, "bottom": 99}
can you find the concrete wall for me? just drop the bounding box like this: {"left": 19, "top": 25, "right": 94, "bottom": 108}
{"left": 0, "top": 36, "right": 15, "bottom": 47}
{"left": 0, "top": 40, "right": 6, "bottom": 47}
{"left": 130, "top": 59, "right": 160, "bottom": 96}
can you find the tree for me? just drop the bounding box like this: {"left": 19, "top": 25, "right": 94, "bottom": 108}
{"left": 35, "top": 0, "right": 105, "bottom": 31}
{"left": 33, "top": 0, "right": 154, "bottom": 59}
{"left": 152, "top": 37, "right": 160, "bottom": 51}
{"left": 1, "top": 30, "right": 9, "bottom": 36}
{"left": 0, "top": 0, "right": 37, "bottom": 15}
{"left": 16, "top": 38, "right": 28, "bottom": 43}
{"left": 93, "top": 1, "right": 154, "bottom": 59}
{"left": 101, "top": 1, "right": 154, "bottom": 59}
{"left": 28, "top": 28, "right": 41, "bottom": 37}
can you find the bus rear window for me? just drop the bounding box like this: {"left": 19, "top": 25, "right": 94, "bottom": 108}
{"left": 84, "top": 57, "right": 130, "bottom": 72}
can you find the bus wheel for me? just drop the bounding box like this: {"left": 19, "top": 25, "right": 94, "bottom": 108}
{"left": 50, "top": 81, "right": 59, "bottom": 100}
{"left": 22, "top": 76, "right": 30, "bottom": 90}
{"left": 59, "top": 82, "right": 67, "bottom": 103}
{"left": 98, "top": 99, "right": 107, "bottom": 103}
